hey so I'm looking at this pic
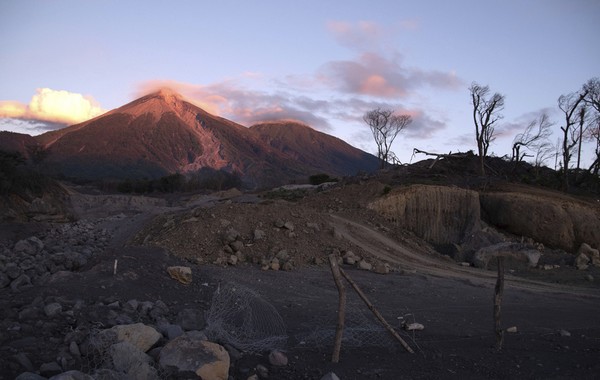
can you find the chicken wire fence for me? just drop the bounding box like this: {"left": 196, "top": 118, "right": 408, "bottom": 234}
{"left": 295, "top": 289, "right": 398, "bottom": 350}
{"left": 204, "top": 282, "right": 288, "bottom": 354}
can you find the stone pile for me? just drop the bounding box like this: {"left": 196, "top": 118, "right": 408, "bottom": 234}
{"left": 4, "top": 289, "right": 296, "bottom": 380}
{"left": 0, "top": 219, "right": 113, "bottom": 292}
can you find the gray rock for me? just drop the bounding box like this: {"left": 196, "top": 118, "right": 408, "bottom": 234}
{"left": 11, "top": 274, "right": 32, "bottom": 292}
{"left": 15, "top": 373, "right": 47, "bottom": 380}
{"left": 268, "top": 349, "right": 288, "bottom": 366}
{"left": 184, "top": 330, "right": 208, "bottom": 341}
{"left": 89, "top": 368, "right": 126, "bottom": 380}
{"left": 373, "top": 262, "right": 390, "bottom": 274}
{"left": 575, "top": 253, "right": 590, "bottom": 270}
{"left": 13, "top": 352, "right": 35, "bottom": 372}
{"left": 103, "top": 323, "right": 161, "bottom": 352}
{"left": 44, "top": 302, "right": 63, "bottom": 317}
{"left": 108, "top": 341, "right": 152, "bottom": 372}
{"left": 124, "top": 299, "right": 139, "bottom": 313}
{"left": 256, "top": 364, "right": 269, "bottom": 378}
{"left": 6, "top": 262, "right": 22, "bottom": 279}
{"left": 176, "top": 308, "right": 206, "bottom": 331}
{"left": 227, "top": 255, "right": 238, "bottom": 266}
{"left": 223, "top": 228, "right": 240, "bottom": 244}
{"left": 124, "top": 362, "right": 160, "bottom": 380}
{"left": 139, "top": 301, "right": 154, "bottom": 315}
{"left": 358, "top": 260, "right": 372, "bottom": 271}
{"left": 39, "top": 361, "right": 62, "bottom": 377}
{"left": 578, "top": 242, "right": 599, "bottom": 259}
{"left": 49, "top": 370, "right": 94, "bottom": 380}
{"left": 0, "top": 272, "right": 10, "bottom": 288}
{"left": 18, "top": 306, "right": 40, "bottom": 320}
{"left": 320, "top": 372, "right": 340, "bottom": 380}
{"left": 14, "top": 239, "right": 37, "bottom": 255}
{"left": 274, "top": 219, "right": 285, "bottom": 228}
{"left": 276, "top": 250, "right": 289, "bottom": 261}
{"left": 229, "top": 240, "right": 244, "bottom": 252}
{"left": 159, "top": 336, "right": 230, "bottom": 379}
{"left": 253, "top": 229, "right": 265, "bottom": 240}
{"left": 69, "top": 341, "right": 81, "bottom": 357}
{"left": 165, "top": 324, "right": 184, "bottom": 340}
{"left": 283, "top": 221, "right": 295, "bottom": 231}
{"left": 343, "top": 251, "right": 358, "bottom": 265}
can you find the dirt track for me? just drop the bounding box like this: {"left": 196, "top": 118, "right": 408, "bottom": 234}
{"left": 329, "top": 214, "right": 600, "bottom": 297}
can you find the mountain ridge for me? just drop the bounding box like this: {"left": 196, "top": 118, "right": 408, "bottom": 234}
{"left": 3, "top": 89, "right": 379, "bottom": 187}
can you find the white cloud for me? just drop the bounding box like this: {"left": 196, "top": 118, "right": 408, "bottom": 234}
{"left": 0, "top": 88, "right": 105, "bottom": 125}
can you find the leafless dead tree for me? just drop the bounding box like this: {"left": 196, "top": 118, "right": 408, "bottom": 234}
{"left": 583, "top": 78, "right": 600, "bottom": 175}
{"left": 469, "top": 82, "right": 505, "bottom": 175}
{"left": 363, "top": 108, "right": 412, "bottom": 169}
{"left": 511, "top": 113, "right": 553, "bottom": 163}
{"left": 558, "top": 89, "right": 588, "bottom": 190}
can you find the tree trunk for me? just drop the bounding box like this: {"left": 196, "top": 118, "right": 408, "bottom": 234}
{"left": 494, "top": 257, "right": 505, "bottom": 351}
{"left": 328, "top": 255, "right": 346, "bottom": 363}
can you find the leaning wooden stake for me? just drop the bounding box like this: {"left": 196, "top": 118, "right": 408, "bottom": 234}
{"left": 328, "top": 255, "right": 346, "bottom": 363}
{"left": 494, "top": 256, "right": 505, "bottom": 351}
{"left": 338, "top": 267, "right": 414, "bottom": 354}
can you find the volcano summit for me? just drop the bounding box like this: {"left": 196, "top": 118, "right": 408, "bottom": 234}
{"left": 19, "top": 89, "right": 378, "bottom": 187}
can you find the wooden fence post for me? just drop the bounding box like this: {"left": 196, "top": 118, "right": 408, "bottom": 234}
{"left": 328, "top": 254, "right": 346, "bottom": 363}
{"left": 494, "top": 256, "right": 505, "bottom": 351}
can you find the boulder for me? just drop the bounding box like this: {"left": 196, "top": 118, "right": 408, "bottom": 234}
{"left": 44, "top": 302, "right": 63, "bottom": 317}
{"left": 321, "top": 372, "right": 340, "bottom": 380}
{"left": 14, "top": 239, "right": 39, "bottom": 255}
{"left": 268, "top": 349, "right": 288, "bottom": 366}
{"left": 11, "top": 274, "right": 32, "bottom": 292}
{"left": 343, "top": 251, "right": 358, "bottom": 265}
{"left": 373, "top": 262, "right": 390, "bottom": 274}
{"left": 0, "top": 272, "right": 10, "bottom": 288}
{"left": 167, "top": 266, "right": 192, "bottom": 285}
{"left": 575, "top": 253, "right": 590, "bottom": 270}
{"left": 48, "top": 370, "right": 94, "bottom": 380}
{"left": 15, "top": 373, "right": 47, "bottom": 380}
{"left": 108, "top": 341, "right": 153, "bottom": 372}
{"left": 176, "top": 308, "right": 206, "bottom": 331}
{"left": 358, "top": 260, "right": 372, "bottom": 271}
{"left": 578, "top": 243, "right": 600, "bottom": 267}
{"left": 104, "top": 323, "right": 161, "bottom": 352}
{"left": 229, "top": 240, "right": 244, "bottom": 253}
{"left": 159, "top": 336, "right": 230, "bottom": 380}
{"left": 473, "top": 242, "right": 541, "bottom": 269}
{"left": 253, "top": 229, "right": 265, "bottom": 241}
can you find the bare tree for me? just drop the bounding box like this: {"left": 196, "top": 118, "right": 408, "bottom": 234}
{"left": 583, "top": 78, "right": 600, "bottom": 175}
{"left": 363, "top": 108, "right": 412, "bottom": 169}
{"left": 469, "top": 82, "right": 505, "bottom": 175}
{"left": 511, "top": 113, "right": 553, "bottom": 163}
{"left": 558, "top": 89, "right": 588, "bottom": 190}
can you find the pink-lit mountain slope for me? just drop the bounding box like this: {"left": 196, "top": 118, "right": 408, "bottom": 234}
{"left": 31, "top": 89, "right": 378, "bottom": 187}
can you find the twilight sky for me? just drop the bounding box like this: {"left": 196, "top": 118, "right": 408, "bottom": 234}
{"left": 1, "top": 0, "right": 598, "bottom": 166}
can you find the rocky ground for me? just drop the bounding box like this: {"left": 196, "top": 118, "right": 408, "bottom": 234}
{"left": 1, "top": 174, "right": 599, "bottom": 379}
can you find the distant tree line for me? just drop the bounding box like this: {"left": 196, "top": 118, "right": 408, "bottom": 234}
{"left": 0, "top": 150, "right": 52, "bottom": 198}
{"left": 116, "top": 168, "right": 242, "bottom": 194}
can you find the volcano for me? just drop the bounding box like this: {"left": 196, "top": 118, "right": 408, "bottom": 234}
{"left": 27, "top": 89, "right": 378, "bottom": 187}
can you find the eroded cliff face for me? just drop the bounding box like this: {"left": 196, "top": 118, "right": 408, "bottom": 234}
{"left": 368, "top": 184, "right": 600, "bottom": 254}
{"left": 480, "top": 192, "right": 600, "bottom": 253}
{"left": 368, "top": 185, "right": 481, "bottom": 245}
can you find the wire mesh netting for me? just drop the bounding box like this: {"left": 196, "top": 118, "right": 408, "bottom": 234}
{"left": 204, "top": 282, "right": 288, "bottom": 354}
{"left": 296, "top": 290, "right": 396, "bottom": 349}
